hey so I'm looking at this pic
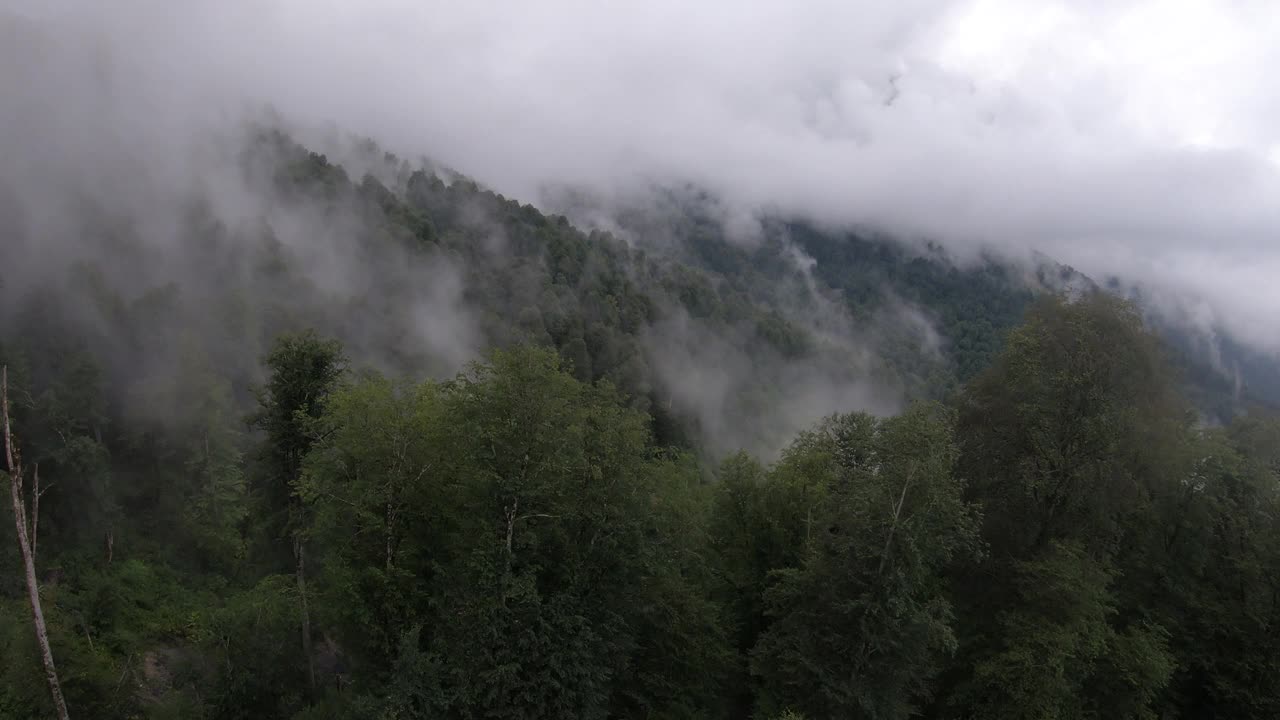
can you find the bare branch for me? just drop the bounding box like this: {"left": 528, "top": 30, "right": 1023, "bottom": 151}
{"left": 516, "top": 513, "right": 562, "bottom": 522}
{"left": 317, "top": 490, "right": 362, "bottom": 511}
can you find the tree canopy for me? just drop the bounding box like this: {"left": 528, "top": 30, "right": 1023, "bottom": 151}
{"left": 2, "top": 131, "right": 1279, "bottom": 719}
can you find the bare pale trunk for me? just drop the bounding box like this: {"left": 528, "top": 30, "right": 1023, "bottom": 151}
{"left": 501, "top": 498, "right": 518, "bottom": 608}
{"left": 30, "top": 464, "right": 39, "bottom": 560}
{"left": 11, "top": 477, "right": 70, "bottom": 720}
{"left": 877, "top": 465, "right": 916, "bottom": 578}
{"left": 385, "top": 501, "right": 394, "bottom": 571}
{"left": 4, "top": 367, "right": 71, "bottom": 720}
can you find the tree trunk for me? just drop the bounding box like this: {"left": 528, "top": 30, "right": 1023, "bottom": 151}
{"left": 30, "top": 464, "right": 39, "bottom": 560}
{"left": 4, "top": 367, "right": 71, "bottom": 720}
{"left": 10, "top": 476, "right": 70, "bottom": 720}
{"left": 294, "top": 535, "right": 316, "bottom": 693}
{"left": 877, "top": 466, "right": 915, "bottom": 577}
{"left": 500, "top": 498, "right": 518, "bottom": 609}
{"left": 385, "top": 501, "right": 395, "bottom": 571}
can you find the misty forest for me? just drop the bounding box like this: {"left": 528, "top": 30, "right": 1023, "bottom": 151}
{"left": 3, "top": 127, "right": 1280, "bottom": 720}
{"left": 7, "top": 4, "right": 1280, "bottom": 720}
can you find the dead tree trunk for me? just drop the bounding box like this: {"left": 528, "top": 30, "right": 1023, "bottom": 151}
{"left": 3, "top": 366, "right": 71, "bottom": 720}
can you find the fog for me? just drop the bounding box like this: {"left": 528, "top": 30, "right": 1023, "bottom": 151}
{"left": 0, "top": 6, "right": 484, "bottom": 402}
{"left": 4, "top": 1, "right": 1279, "bottom": 377}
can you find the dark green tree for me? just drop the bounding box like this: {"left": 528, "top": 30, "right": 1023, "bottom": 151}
{"left": 752, "top": 405, "right": 980, "bottom": 719}
{"left": 940, "top": 293, "right": 1189, "bottom": 719}
{"left": 249, "top": 330, "right": 346, "bottom": 696}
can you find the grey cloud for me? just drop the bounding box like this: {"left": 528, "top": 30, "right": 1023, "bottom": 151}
{"left": 0, "top": 8, "right": 483, "bottom": 402}
{"left": 6, "top": 0, "right": 1280, "bottom": 357}
{"left": 642, "top": 305, "right": 903, "bottom": 461}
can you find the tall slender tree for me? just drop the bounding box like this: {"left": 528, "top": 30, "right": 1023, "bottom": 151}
{"left": 3, "top": 366, "right": 70, "bottom": 720}
{"left": 249, "top": 331, "right": 346, "bottom": 695}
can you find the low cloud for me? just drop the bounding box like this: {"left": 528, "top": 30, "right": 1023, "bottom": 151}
{"left": 642, "top": 306, "right": 903, "bottom": 461}
{"left": 6, "top": 0, "right": 1280, "bottom": 357}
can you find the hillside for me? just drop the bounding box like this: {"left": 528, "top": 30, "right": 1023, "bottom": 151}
{"left": 1, "top": 127, "right": 990, "bottom": 461}
{"left": 3, "top": 128, "right": 1280, "bottom": 719}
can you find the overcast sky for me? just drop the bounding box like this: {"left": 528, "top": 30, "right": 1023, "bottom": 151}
{"left": 8, "top": 0, "right": 1280, "bottom": 351}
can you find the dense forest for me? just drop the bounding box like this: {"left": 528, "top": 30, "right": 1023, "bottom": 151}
{"left": 3, "top": 129, "right": 1280, "bottom": 719}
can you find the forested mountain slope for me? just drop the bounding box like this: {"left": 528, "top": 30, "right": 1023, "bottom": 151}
{"left": 551, "top": 181, "right": 1279, "bottom": 419}
{"left": 2, "top": 128, "right": 1280, "bottom": 719}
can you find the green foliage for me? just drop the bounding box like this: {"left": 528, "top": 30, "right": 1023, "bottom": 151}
{"left": 781, "top": 222, "right": 1033, "bottom": 384}
{"left": 299, "top": 372, "right": 444, "bottom": 666}
{"left": 116, "top": 336, "right": 249, "bottom": 572}
{"left": 957, "top": 293, "right": 1189, "bottom": 559}
{"left": 205, "top": 575, "right": 309, "bottom": 719}
{"left": 961, "top": 541, "right": 1117, "bottom": 719}
{"left": 7, "top": 132, "right": 1280, "bottom": 720}
{"left": 296, "top": 347, "right": 732, "bottom": 717}
{"left": 751, "top": 406, "right": 981, "bottom": 720}
{"left": 251, "top": 330, "right": 347, "bottom": 491}
{"left": 1148, "top": 418, "right": 1280, "bottom": 718}
{"left": 939, "top": 293, "right": 1193, "bottom": 719}
{"left": 249, "top": 329, "right": 347, "bottom": 562}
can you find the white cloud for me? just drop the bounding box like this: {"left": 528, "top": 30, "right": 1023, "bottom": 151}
{"left": 6, "top": 0, "right": 1280, "bottom": 351}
